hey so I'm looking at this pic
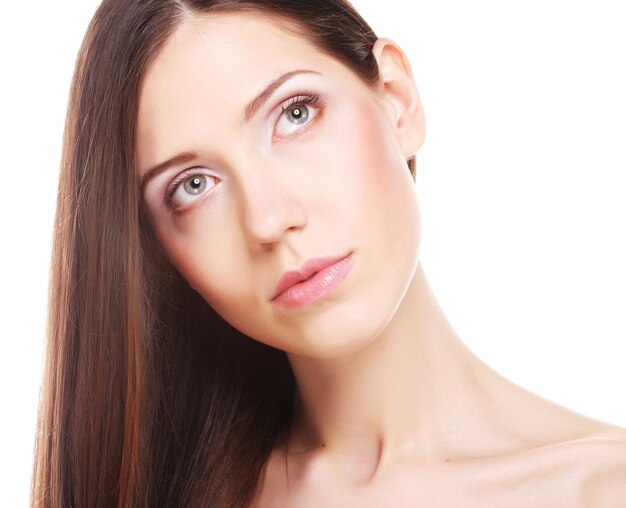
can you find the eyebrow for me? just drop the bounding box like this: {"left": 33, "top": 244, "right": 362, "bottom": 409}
{"left": 140, "top": 69, "right": 320, "bottom": 190}
{"left": 140, "top": 151, "right": 198, "bottom": 191}
{"left": 244, "top": 69, "right": 320, "bottom": 121}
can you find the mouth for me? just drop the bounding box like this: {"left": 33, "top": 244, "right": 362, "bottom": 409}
{"left": 271, "top": 252, "right": 355, "bottom": 309}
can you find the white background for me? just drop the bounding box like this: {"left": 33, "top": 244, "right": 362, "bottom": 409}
{"left": 1, "top": 0, "right": 624, "bottom": 505}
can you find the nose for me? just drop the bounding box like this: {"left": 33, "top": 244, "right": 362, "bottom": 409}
{"left": 239, "top": 169, "right": 308, "bottom": 250}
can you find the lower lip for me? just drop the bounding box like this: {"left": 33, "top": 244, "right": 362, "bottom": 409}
{"left": 272, "top": 253, "right": 355, "bottom": 309}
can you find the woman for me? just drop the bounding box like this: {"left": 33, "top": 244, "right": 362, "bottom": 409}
{"left": 32, "top": 0, "right": 626, "bottom": 506}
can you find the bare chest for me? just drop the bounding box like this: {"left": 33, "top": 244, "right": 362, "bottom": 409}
{"left": 255, "top": 449, "right": 594, "bottom": 508}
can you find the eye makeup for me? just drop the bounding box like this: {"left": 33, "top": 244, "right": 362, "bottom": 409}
{"left": 156, "top": 91, "right": 325, "bottom": 212}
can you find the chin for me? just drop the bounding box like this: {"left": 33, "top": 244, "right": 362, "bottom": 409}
{"left": 281, "top": 293, "right": 402, "bottom": 360}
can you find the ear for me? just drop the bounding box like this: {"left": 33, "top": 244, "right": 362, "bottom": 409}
{"left": 371, "top": 38, "right": 425, "bottom": 157}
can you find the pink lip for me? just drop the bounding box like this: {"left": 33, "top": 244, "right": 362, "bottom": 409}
{"left": 271, "top": 253, "right": 355, "bottom": 309}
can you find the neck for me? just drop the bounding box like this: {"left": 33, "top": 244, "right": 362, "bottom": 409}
{"left": 284, "top": 262, "right": 504, "bottom": 483}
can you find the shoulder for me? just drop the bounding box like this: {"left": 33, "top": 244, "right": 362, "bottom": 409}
{"left": 502, "top": 382, "right": 626, "bottom": 503}
{"left": 524, "top": 424, "right": 626, "bottom": 506}
{"left": 571, "top": 428, "right": 626, "bottom": 505}
{"left": 486, "top": 413, "right": 626, "bottom": 507}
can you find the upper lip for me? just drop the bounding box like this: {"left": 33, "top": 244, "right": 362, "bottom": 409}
{"left": 272, "top": 253, "right": 350, "bottom": 300}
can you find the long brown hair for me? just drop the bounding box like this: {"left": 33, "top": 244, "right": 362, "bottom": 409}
{"left": 32, "top": 1, "right": 416, "bottom": 506}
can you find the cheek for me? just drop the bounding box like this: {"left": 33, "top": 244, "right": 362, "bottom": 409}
{"left": 164, "top": 229, "right": 271, "bottom": 338}
{"left": 329, "top": 98, "right": 422, "bottom": 325}
{"left": 152, "top": 210, "right": 257, "bottom": 318}
{"left": 331, "top": 99, "right": 419, "bottom": 244}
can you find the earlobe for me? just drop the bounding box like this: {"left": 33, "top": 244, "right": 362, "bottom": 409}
{"left": 371, "top": 38, "right": 425, "bottom": 157}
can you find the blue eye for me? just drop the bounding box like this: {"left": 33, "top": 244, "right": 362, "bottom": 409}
{"left": 183, "top": 175, "right": 207, "bottom": 195}
{"left": 166, "top": 171, "right": 218, "bottom": 210}
{"left": 275, "top": 94, "right": 321, "bottom": 139}
{"left": 285, "top": 105, "right": 309, "bottom": 124}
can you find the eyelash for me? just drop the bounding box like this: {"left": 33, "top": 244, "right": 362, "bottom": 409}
{"left": 161, "top": 169, "right": 212, "bottom": 209}
{"left": 280, "top": 93, "right": 321, "bottom": 114}
{"left": 161, "top": 92, "right": 323, "bottom": 210}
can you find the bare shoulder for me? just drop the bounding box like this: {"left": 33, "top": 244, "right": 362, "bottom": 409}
{"left": 462, "top": 422, "right": 626, "bottom": 507}
{"left": 521, "top": 423, "right": 626, "bottom": 506}
{"left": 493, "top": 374, "right": 626, "bottom": 504}
{"left": 569, "top": 426, "right": 626, "bottom": 505}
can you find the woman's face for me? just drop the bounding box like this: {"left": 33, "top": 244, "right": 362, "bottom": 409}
{"left": 137, "top": 12, "right": 422, "bottom": 359}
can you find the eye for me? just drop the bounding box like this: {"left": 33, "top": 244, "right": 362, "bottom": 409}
{"left": 166, "top": 171, "right": 218, "bottom": 210}
{"left": 274, "top": 94, "right": 321, "bottom": 140}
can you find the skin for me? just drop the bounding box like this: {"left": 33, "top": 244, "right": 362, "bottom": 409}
{"left": 137, "top": 11, "right": 626, "bottom": 507}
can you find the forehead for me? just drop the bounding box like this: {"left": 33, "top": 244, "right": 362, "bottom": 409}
{"left": 137, "top": 12, "right": 351, "bottom": 169}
